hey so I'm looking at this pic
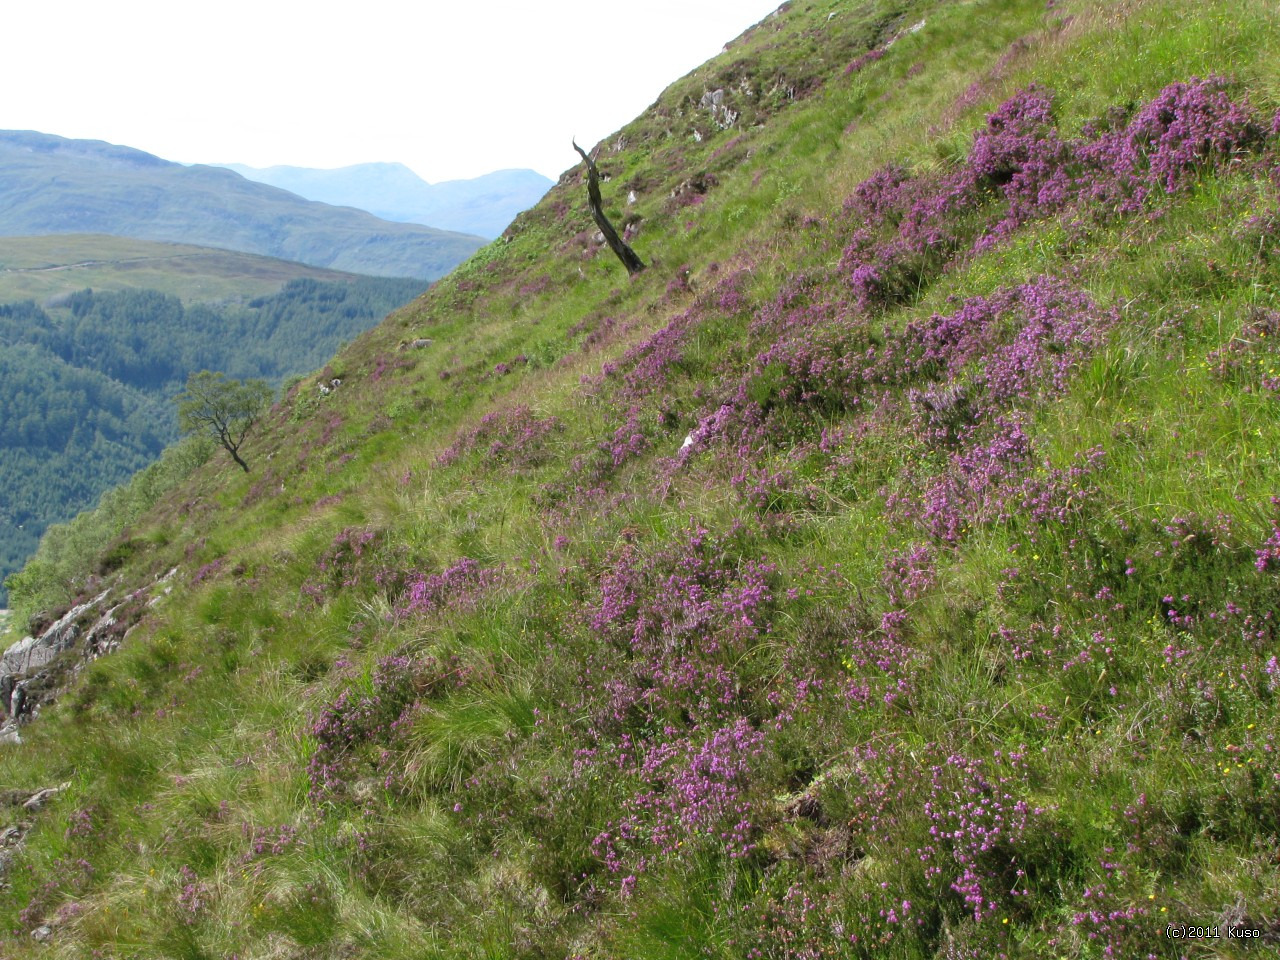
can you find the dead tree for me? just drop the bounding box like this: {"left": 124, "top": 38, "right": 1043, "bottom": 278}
{"left": 573, "top": 139, "right": 645, "bottom": 275}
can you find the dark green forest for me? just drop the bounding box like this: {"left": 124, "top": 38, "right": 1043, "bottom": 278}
{"left": 0, "top": 276, "right": 426, "bottom": 604}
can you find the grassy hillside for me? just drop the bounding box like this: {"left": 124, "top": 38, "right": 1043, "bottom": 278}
{"left": 0, "top": 134, "right": 485, "bottom": 280}
{"left": 0, "top": 235, "right": 380, "bottom": 305}
{"left": 2, "top": 0, "right": 1279, "bottom": 957}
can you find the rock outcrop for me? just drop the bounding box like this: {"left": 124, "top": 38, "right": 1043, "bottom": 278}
{"left": 0, "top": 567, "right": 176, "bottom": 741}
{"left": 0, "top": 590, "right": 110, "bottom": 678}
{"left": 0, "top": 782, "right": 72, "bottom": 889}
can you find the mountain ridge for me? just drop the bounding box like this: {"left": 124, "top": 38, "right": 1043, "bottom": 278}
{"left": 0, "top": 131, "right": 485, "bottom": 279}
{"left": 218, "top": 162, "right": 552, "bottom": 239}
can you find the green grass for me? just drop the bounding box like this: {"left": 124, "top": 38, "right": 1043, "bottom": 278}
{"left": 0, "top": 234, "right": 375, "bottom": 305}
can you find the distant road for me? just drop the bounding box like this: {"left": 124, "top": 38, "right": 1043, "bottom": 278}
{"left": 1, "top": 253, "right": 203, "bottom": 273}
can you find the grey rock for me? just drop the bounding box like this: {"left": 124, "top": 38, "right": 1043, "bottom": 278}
{"left": 699, "top": 88, "right": 739, "bottom": 130}
{"left": 22, "top": 782, "right": 69, "bottom": 812}
{"left": 31, "top": 925, "right": 51, "bottom": 942}
{"left": 84, "top": 611, "right": 119, "bottom": 659}
{"left": 1, "top": 590, "right": 110, "bottom": 677}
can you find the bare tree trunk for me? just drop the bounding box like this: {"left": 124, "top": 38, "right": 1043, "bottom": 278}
{"left": 573, "top": 140, "right": 645, "bottom": 275}
{"left": 219, "top": 428, "right": 250, "bottom": 472}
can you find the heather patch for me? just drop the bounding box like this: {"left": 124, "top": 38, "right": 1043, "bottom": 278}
{"left": 592, "top": 719, "right": 767, "bottom": 888}
{"left": 835, "top": 76, "right": 1272, "bottom": 298}
{"left": 888, "top": 417, "right": 1107, "bottom": 544}
{"left": 306, "top": 653, "right": 470, "bottom": 806}
{"left": 895, "top": 277, "right": 1116, "bottom": 412}
{"left": 591, "top": 522, "right": 776, "bottom": 659}
{"left": 678, "top": 276, "right": 1116, "bottom": 533}
{"left": 435, "top": 405, "right": 563, "bottom": 469}
{"left": 397, "top": 557, "right": 503, "bottom": 620}
{"left": 298, "top": 525, "right": 411, "bottom": 607}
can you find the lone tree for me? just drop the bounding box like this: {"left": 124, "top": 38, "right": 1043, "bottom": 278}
{"left": 573, "top": 139, "right": 645, "bottom": 275}
{"left": 175, "top": 371, "right": 271, "bottom": 473}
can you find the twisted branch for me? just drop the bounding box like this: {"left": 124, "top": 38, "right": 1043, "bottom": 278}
{"left": 573, "top": 139, "right": 645, "bottom": 275}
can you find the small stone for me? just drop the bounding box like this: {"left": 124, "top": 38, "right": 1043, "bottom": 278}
{"left": 31, "top": 925, "right": 52, "bottom": 942}
{"left": 22, "top": 782, "right": 69, "bottom": 812}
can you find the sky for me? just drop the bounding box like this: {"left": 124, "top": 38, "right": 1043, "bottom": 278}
{"left": 2, "top": 1, "right": 784, "bottom": 184}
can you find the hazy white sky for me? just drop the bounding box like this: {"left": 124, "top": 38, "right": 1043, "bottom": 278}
{"left": 2, "top": 1, "right": 782, "bottom": 183}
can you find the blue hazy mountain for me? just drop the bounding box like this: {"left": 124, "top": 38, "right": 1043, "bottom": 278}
{"left": 219, "top": 162, "right": 553, "bottom": 239}
{"left": 0, "top": 130, "right": 485, "bottom": 279}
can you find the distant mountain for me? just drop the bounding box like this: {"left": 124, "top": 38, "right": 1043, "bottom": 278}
{"left": 219, "top": 162, "right": 553, "bottom": 239}
{"left": 0, "top": 131, "right": 486, "bottom": 279}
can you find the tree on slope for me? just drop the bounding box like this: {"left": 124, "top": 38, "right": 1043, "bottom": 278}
{"left": 175, "top": 371, "right": 271, "bottom": 473}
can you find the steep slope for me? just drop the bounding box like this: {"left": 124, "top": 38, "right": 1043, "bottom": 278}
{"left": 0, "top": 132, "right": 484, "bottom": 279}
{"left": 2, "top": 0, "right": 1280, "bottom": 957}
{"left": 220, "top": 162, "right": 554, "bottom": 239}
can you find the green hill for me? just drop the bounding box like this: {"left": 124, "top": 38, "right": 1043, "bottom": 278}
{"left": 2, "top": 1, "right": 1280, "bottom": 957}
{"left": 0, "top": 133, "right": 485, "bottom": 280}
{"left": 0, "top": 234, "right": 383, "bottom": 304}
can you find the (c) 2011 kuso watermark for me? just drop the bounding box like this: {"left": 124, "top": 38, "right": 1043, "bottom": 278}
{"left": 1164, "top": 924, "right": 1264, "bottom": 942}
